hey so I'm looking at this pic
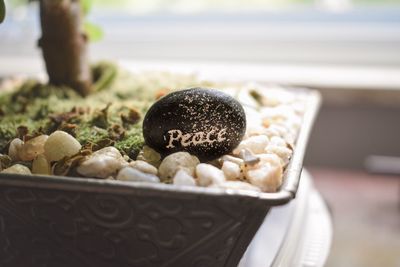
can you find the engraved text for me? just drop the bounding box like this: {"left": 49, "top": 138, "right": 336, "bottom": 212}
{"left": 166, "top": 128, "right": 227, "bottom": 148}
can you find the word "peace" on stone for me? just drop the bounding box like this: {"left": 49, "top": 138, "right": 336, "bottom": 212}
{"left": 165, "top": 128, "right": 227, "bottom": 148}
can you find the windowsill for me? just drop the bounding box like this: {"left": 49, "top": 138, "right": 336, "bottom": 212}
{"left": 1, "top": 57, "right": 400, "bottom": 107}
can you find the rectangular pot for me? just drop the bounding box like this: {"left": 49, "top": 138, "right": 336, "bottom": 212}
{"left": 0, "top": 87, "right": 320, "bottom": 267}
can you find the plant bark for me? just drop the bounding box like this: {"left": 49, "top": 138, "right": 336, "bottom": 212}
{"left": 39, "top": 0, "right": 92, "bottom": 96}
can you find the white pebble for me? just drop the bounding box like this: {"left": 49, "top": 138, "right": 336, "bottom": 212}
{"left": 1, "top": 164, "right": 31, "bottom": 175}
{"left": 221, "top": 161, "right": 242, "bottom": 180}
{"left": 284, "top": 115, "right": 302, "bottom": 133}
{"left": 261, "top": 105, "right": 296, "bottom": 123}
{"left": 244, "top": 154, "right": 283, "bottom": 192}
{"left": 264, "top": 127, "right": 280, "bottom": 138}
{"left": 220, "top": 155, "right": 244, "bottom": 166}
{"left": 233, "top": 135, "right": 269, "bottom": 155}
{"left": 259, "top": 88, "right": 295, "bottom": 106}
{"left": 269, "top": 136, "right": 287, "bottom": 147}
{"left": 158, "top": 152, "right": 200, "bottom": 182}
{"left": 173, "top": 169, "right": 196, "bottom": 186}
{"left": 244, "top": 106, "right": 263, "bottom": 132}
{"left": 196, "top": 163, "right": 225, "bottom": 187}
{"left": 18, "top": 135, "right": 48, "bottom": 161}
{"left": 129, "top": 160, "right": 158, "bottom": 175}
{"left": 77, "top": 147, "right": 126, "bottom": 179}
{"left": 44, "top": 131, "right": 81, "bottom": 162}
{"left": 265, "top": 145, "right": 293, "bottom": 166}
{"left": 291, "top": 101, "right": 307, "bottom": 115}
{"left": 8, "top": 138, "right": 24, "bottom": 161}
{"left": 246, "top": 125, "right": 269, "bottom": 137}
{"left": 117, "top": 167, "right": 160, "bottom": 183}
{"left": 265, "top": 124, "right": 288, "bottom": 139}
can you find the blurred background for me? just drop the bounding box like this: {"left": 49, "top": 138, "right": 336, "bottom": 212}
{"left": 1, "top": 0, "right": 400, "bottom": 266}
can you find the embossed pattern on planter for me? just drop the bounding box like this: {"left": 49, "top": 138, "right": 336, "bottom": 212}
{"left": 0, "top": 185, "right": 267, "bottom": 267}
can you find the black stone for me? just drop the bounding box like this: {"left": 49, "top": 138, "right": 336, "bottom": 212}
{"left": 143, "top": 88, "right": 246, "bottom": 162}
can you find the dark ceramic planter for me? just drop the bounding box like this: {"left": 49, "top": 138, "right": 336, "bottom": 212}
{"left": 0, "top": 90, "right": 320, "bottom": 267}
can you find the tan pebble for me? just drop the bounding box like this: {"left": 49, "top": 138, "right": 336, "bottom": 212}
{"left": 136, "top": 145, "right": 161, "bottom": 167}
{"left": 129, "top": 160, "right": 158, "bottom": 175}
{"left": 196, "top": 163, "right": 225, "bottom": 187}
{"left": 265, "top": 145, "right": 293, "bottom": 166}
{"left": 77, "top": 147, "right": 125, "bottom": 179}
{"left": 244, "top": 154, "right": 283, "bottom": 192}
{"left": 93, "top": 147, "right": 121, "bottom": 158}
{"left": 116, "top": 167, "right": 160, "bottom": 183}
{"left": 173, "top": 169, "right": 196, "bottom": 186}
{"left": 8, "top": 138, "right": 24, "bottom": 161}
{"left": 158, "top": 152, "right": 199, "bottom": 182}
{"left": 18, "top": 135, "right": 48, "bottom": 161}
{"left": 1, "top": 164, "right": 31, "bottom": 175}
{"left": 44, "top": 131, "right": 81, "bottom": 162}
{"left": 32, "top": 154, "right": 51, "bottom": 175}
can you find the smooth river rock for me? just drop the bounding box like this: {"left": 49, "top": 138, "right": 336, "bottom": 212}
{"left": 143, "top": 88, "right": 246, "bottom": 161}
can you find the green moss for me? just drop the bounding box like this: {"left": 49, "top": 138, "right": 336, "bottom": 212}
{"left": 0, "top": 62, "right": 214, "bottom": 160}
{"left": 75, "top": 124, "right": 109, "bottom": 145}
{"left": 0, "top": 123, "right": 15, "bottom": 152}
{"left": 114, "top": 127, "right": 144, "bottom": 158}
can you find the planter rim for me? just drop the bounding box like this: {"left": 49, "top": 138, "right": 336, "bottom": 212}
{"left": 0, "top": 87, "right": 321, "bottom": 207}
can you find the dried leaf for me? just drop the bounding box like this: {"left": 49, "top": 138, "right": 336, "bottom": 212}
{"left": 58, "top": 122, "right": 78, "bottom": 137}
{"left": 92, "top": 138, "right": 115, "bottom": 151}
{"left": 0, "top": 154, "right": 11, "bottom": 171}
{"left": 121, "top": 108, "right": 141, "bottom": 128}
{"left": 17, "top": 126, "right": 28, "bottom": 140}
{"left": 49, "top": 107, "right": 83, "bottom": 125}
{"left": 108, "top": 124, "right": 125, "bottom": 141}
{"left": 91, "top": 103, "right": 111, "bottom": 129}
{"left": 52, "top": 150, "right": 91, "bottom": 176}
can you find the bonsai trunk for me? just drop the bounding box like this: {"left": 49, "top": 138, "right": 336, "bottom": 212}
{"left": 39, "top": 0, "right": 92, "bottom": 96}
